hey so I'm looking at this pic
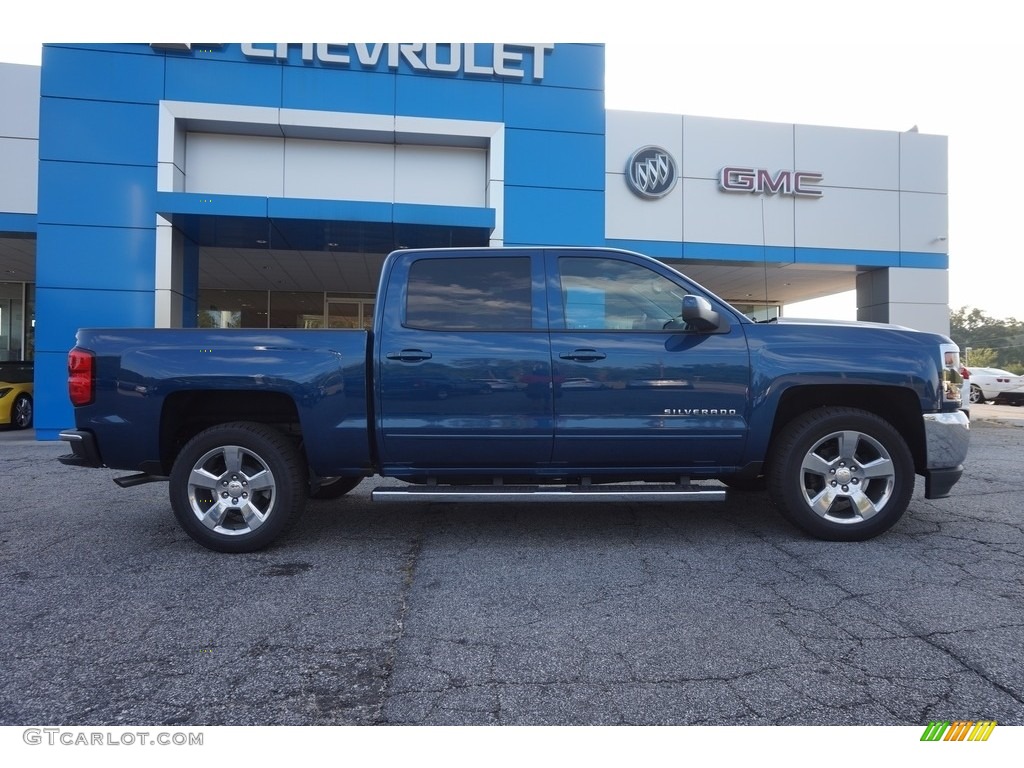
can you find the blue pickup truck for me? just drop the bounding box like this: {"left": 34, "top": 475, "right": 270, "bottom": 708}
{"left": 59, "top": 247, "right": 970, "bottom": 552}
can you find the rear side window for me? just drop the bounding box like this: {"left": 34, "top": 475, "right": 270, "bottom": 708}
{"left": 405, "top": 257, "right": 532, "bottom": 330}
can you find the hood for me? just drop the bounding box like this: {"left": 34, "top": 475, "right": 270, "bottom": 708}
{"left": 773, "top": 317, "right": 914, "bottom": 331}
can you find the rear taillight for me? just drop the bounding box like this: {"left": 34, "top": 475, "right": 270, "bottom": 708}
{"left": 68, "top": 348, "right": 95, "bottom": 406}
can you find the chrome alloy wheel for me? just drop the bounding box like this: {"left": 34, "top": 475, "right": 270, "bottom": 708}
{"left": 798, "top": 429, "right": 896, "bottom": 524}
{"left": 13, "top": 395, "right": 32, "bottom": 429}
{"left": 185, "top": 444, "right": 277, "bottom": 535}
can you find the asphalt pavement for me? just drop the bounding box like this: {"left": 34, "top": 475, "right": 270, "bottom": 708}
{"left": 0, "top": 409, "right": 1021, "bottom": 726}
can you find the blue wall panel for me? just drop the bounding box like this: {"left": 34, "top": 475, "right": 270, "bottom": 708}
{"left": 41, "top": 45, "right": 164, "bottom": 103}
{"left": 503, "top": 83, "right": 604, "bottom": 133}
{"left": 605, "top": 239, "right": 685, "bottom": 260}
{"left": 269, "top": 198, "right": 392, "bottom": 223}
{"left": 532, "top": 44, "right": 604, "bottom": 90}
{"left": 504, "top": 187, "right": 604, "bottom": 246}
{"left": 0, "top": 213, "right": 35, "bottom": 233}
{"left": 393, "top": 203, "right": 495, "bottom": 229}
{"left": 395, "top": 74, "right": 504, "bottom": 121}
{"left": 164, "top": 57, "right": 284, "bottom": 107}
{"left": 33, "top": 285, "right": 156, "bottom": 437}
{"left": 35, "top": 225, "right": 156, "bottom": 291}
{"left": 33, "top": 351, "right": 75, "bottom": 440}
{"left": 39, "top": 98, "right": 158, "bottom": 165}
{"left": 35, "top": 286, "right": 155, "bottom": 331}
{"left": 282, "top": 65, "right": 396, "bottom": 114}
{"left": 505, "top": 129, "right": 605, "bottom": 190}
{"left": 684, "top": 242, "right": 797, "bottom": 264}
{"left": 794, "top": 247, "right": 900, "bottom": 267}
{"left": 157, "top": 192, "right": 269, "bottom": 219}
{"left": 900, "top": 251, "right": 949, "bottom": 269}
{"left": 37, "top": 161, "right": 157, "bottom": 228}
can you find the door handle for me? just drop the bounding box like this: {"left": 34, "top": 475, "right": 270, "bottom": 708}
{"left": 386, "top": 349, "right": 433, "bottom": 362}
{"left": 559, "top": 349, "right": 607, "bottom": 362}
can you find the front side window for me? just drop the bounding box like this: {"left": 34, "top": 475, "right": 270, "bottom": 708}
{"left": 405, "top": 257, "right": 532, "bottom": 331}
{"left": 559, "top": 257, "right": 685, "bottom": 331}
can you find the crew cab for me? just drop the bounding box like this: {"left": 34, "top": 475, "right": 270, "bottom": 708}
{"left": 58, "top": 247, "right": 970, "bottom": 552}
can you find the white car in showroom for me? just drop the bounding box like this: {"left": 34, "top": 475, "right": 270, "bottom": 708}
{"left": 965, "top": 366, "right": 1024, "bottom": 405}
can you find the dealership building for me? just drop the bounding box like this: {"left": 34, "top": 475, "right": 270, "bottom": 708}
{"left": 0, "top": 43, "right": 950, "bottom": 439}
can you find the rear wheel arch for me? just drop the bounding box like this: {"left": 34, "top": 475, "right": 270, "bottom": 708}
{"left": 159, "top": 390, "right": 302, "bottom": 473}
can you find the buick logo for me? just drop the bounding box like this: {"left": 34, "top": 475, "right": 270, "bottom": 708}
{"left": 626, "top": 146, "right": 678, "bottom": 199}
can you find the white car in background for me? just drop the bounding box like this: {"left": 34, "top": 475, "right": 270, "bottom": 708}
{"left": 965, "top": 367, "right": 1024, "bottom": 405}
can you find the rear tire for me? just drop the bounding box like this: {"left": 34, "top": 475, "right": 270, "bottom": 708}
{"left": 767, "top": 407, "right": 914, "bottom": 541}
{"left": 169, "top": 422, "right": 307, "bottom": 553}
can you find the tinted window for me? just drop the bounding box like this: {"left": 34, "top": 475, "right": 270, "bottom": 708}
{"left": 406, "top": 257, "right": 532, "bottom": 330}
{"left": 559, "top": 257, "right": 685, "bottom": 331}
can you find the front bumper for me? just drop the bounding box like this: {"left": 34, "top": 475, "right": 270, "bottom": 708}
{"left": 58, "top": 429, "right": 103, "bottom": 468}
{"left": 922, "top": 410, "right": 970, "bottom": 499}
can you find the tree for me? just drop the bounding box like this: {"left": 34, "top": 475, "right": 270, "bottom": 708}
{"left": 965, "top": 347, "right": 998, "bottom": 367}
{"left": 949, "top": 307, "right": 1024, "bottom": 373}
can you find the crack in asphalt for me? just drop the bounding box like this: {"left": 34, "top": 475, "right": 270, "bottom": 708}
{"left": 372, "top": 525, "right": 426, "bottom": 724}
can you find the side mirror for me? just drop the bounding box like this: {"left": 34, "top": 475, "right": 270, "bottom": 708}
{"left": 681, "top": 295, "right": 721, "bottom": 332}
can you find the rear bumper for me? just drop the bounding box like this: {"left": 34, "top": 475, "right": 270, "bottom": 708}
{"left": 922, "top": 410, "right": 970, "bottom": 499}
{"left": 58, "top": 429, "right": 103, "bottom": 468}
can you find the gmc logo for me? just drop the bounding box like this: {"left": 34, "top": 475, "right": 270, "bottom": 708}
{"left": 719, "top": 167, "right": 824, "bottom": 197}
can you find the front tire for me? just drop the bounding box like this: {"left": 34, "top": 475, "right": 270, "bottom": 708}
{"left": 969, "top": 384, "right": 984, "bottom": 405}
{"left": 169, "top": 422, "right": 307, "bottom": 553}
{"left": 768, "top": 407, "right": 914, "bottom": 541}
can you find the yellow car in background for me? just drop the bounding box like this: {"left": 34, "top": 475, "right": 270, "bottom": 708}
{"left": 0, "top": 362, "right": 33, "bottom": 430}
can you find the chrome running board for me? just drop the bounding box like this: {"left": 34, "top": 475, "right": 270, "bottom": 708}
{"left": 371, "top": 484, "right": 726, "bottom": 503}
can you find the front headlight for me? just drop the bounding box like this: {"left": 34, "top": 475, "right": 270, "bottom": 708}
{"left": 940, "top": 343, "right": 963, "bottom": 405}
{"left": 0, "top": 387, "right": 12, "bottom": 399}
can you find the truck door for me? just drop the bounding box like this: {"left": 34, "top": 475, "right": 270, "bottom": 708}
{"left": 546, "top": 251, "right": 750, "bottom": 472}
{"left": 375, "top": 251, "right": 553, "bottom": 475}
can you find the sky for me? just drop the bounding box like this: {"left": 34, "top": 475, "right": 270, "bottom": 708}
{"left": 4, "top": 1, "right": 1021, "bottom": 322}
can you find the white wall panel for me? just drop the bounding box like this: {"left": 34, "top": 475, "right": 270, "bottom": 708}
{"left": 900, "top": 192, "right": 949, "bottom": 252}
{"left": 857, "top": 267, "right": 950, "bottom": 332}
{"left": 682, "top": 116, "right": 793, "bottom": 180}
{"left": 0, "top": 138, "right": 38, "bottom": 213}
{"left": 605, "top": 110, "right": 683, "bottom": 174}
{"left": 0, "top": 64, "right": 40, "bottom": 139}
{"left": 185, "top": 133, "right": 284, "bottom": 197}
{"left": 395, "top": 145, "right": 487, "bottom": 206}
{"left": 900, "top": 132, "right": 947, "bottom": 193}
{"left": 888, "top": 266, "right": 950, "bottom": 304}
{"left": 604, "top": 111, "right": 684, "bottom": 241}
{"left": 683, "top": 178, "right": 794, "bottom": 248}
{"left": 605, "top": 173, "right": 683, "bottom": 241}
{"left": 795, "top": 187, "right": 899, "bottom": 251}
{"left": 794, "top": 125, "right": 898, "bottom": 190}
{"left": 184, "top": 133, "right": 487, "bottom": 206}
{"left": 284, "top": 139, "right": 394, "bottom": 202}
